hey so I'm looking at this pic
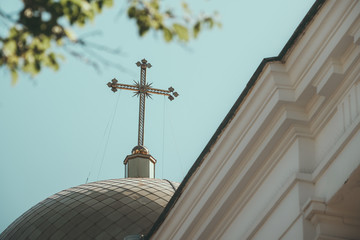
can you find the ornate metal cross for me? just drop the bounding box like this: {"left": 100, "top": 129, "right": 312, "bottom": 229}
{"left": 107, "top": 59, "right": 178, "bottom": 147}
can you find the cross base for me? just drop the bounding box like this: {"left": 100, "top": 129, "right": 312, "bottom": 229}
{"left": 124, "top": 147, "right": 157, "bottom": 178}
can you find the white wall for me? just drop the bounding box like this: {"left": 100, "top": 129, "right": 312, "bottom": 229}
{"left": 151, "top": 1, "right": 360, "bottom": 239}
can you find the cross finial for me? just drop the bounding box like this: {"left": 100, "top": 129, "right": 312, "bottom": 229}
{"left": 107, "top": 59, "right": 178, "bottom": 147}
{"left": 136, "top": 59, "right": 152, "bottom": 68}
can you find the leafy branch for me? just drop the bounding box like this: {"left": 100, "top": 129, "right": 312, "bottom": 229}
{"left": 0, "top": 0, "right": 220, "bottom": 84}
{"left": 127, "top": 0, "right": 221, "bottom": 42}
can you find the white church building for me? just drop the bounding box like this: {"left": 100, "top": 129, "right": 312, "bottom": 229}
{"left": 1, "top": 0, "right": 359, "bottom": 240}
{"left": 148, "top": 0, "right": 360, "bottom": 239}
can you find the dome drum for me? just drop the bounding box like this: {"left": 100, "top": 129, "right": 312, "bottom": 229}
{"left": 124, "top": 147, "right": 157, "bottom": 178}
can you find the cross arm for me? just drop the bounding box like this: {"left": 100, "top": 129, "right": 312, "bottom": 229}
{"left": 107, "top": 78, "right": 139, "bottom": 93}
{"left": 147, "top": 87, "right": 179, "bottom": 100}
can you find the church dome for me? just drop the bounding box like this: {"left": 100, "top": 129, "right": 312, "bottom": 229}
{"left": 0, "top": 178, "right": 179, "bottom": 240}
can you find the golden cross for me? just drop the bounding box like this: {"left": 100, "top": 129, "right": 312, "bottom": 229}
{"left": 107, "top": 59, "right": 178, "bottom": 147}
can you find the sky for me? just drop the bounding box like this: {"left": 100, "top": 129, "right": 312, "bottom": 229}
{"left": 0, "top": 0, "right": 316, "bottom": 233}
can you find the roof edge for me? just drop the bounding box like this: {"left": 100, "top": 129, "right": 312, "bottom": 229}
{"left": 146, "top": 0, "right": 326, "bottom": 238}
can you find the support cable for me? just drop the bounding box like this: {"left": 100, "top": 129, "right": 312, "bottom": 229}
{"left": 161, "top": 95, "right": 166, "bottom": 179}
{"left": 168, "top": 112, "right": 186, "bottom": 179}
{"left": 86, "top": 94, "right": 119, "bottom": 183}
{"left": 96, "top": 92, "right": 121, "bottom": 180}
{"left": 85, "top": 115, "right": 111, "bottom": 183}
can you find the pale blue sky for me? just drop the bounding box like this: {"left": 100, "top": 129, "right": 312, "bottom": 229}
{"left": 0, "top": 0, "right": 315, "bottom": 232}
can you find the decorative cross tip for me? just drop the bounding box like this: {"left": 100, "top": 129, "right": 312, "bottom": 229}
{"left": 107, "top": 78, "right": 119, "bottom": 92}
{"left": 136, "top": 59, "right": 152, "bottom": 69}
{"left": 167, "top": 86, "right": 179, "bottom": 100}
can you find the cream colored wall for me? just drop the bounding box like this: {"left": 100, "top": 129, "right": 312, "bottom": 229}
{"left": 152, "top": 1, "right": 360, "bottom": 239}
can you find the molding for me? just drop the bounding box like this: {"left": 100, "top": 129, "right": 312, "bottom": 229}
{"left": 123, "top": 153, "right": 157, "bottom": 164}
{"left": 304, "top": 200, "right": 360, "bottom": 240}
{"left": 245, "top": 173, "right": 313, "bottom": 239}
{"left": 312, "top": 107, "right": 360, "bottom": 183}
{"left": 246, "top": 116, "right": 360, "bottom": 239}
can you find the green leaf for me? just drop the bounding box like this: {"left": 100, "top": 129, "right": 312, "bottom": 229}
{"left": 204, "top": 17, "right": 214, "bottom": 28}
{"left": 3, "top": 40, "right": 17, "bottom": 55}
{"left": 163, "top": 27, "right": 173, "bottom": 42}
{"left": 173, "top": 23, "right": 189, "bottom": 41}
{"left": 9, "top": 27, "right": 19, "bottom": 38}
{"left": 11, "top": 69, "right": 18, "bottom": 85}
{"left": 128, "top": 6, "right": 136, "bottom": 18}
{"left": 150, "top": 0, "right": 159, "bottom": 10}
{"left": 137, "top": 15, "right": 151, "bottom": 36}
{"left": 64, "top": 28, "right": 77, "bottom": 41}
{"left": 193, "top": 21, "right": 201, "bottom": 38}
{"left": 103, "top": 0, "right": 113, "bottom": 8}
{"left": 48, "top": 53, "right": 59, "bottom": 71}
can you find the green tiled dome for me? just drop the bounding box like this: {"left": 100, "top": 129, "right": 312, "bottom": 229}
{"left": 0, "top": 178, "right": 179, "bottom": 240}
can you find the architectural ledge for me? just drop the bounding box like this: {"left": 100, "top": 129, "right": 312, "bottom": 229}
{"left": 350, "top": 12, "right": 360, "bottom": 45}
{"left": 303, "top": 196, "right": 360, "bottom": 239}
{"left": 311, "top": 213, "right": 360, "bottom": 240}
{"left": 123, "top": 153, "right": 157, "bottom": 165}
{"left": 354, "top": 29, "right": 360, "bottom": 45}
{"left": 316, "top": 62, "right": 343, "bottom": 97}
{"left": 303, "top": 198, "right": 327, "bottom": 221}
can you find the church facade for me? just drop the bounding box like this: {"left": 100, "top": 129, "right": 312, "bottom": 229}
{"left": 149, "top": 0, "right": 360, "bottom": 239}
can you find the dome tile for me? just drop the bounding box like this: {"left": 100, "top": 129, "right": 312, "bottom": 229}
{"left": 101, "top": 197, "right": 116, "bottom": 205}
{"left": 138, "top": 196, "right": 152, "bottom": 205}
{"left": 146, "top": 211, "right": 160, "bottom": 222}
{"left": 117, "top": 205, "right": 133, "bottom": 216}
{"left": 95, "top": 218, "right": 113, "bottom": 230}
{"left": 94, "top": 231, "right": 113, "bottom": 240}
{"left": 97, "top": 205, "right": 114, "bottom": 216}
{"left": 66, "top": 224, "right": 85, "bottom": 239}
{"left": 49, "top": 229, "right": 66, "bottom": 240}
{"left": 53, "top": 215, "right": 68, "bottom": 229}
{"left": 119, "top": 196, "right": 133, "bottom": 205}
{"left": 91, "top": 201, "right": 106, "bottom": 210}
{"left": 136, "top": 205, "right": 153, "bottom": 216}
{"left": 106, "top": 210, "right": 124, "bottom": 222}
